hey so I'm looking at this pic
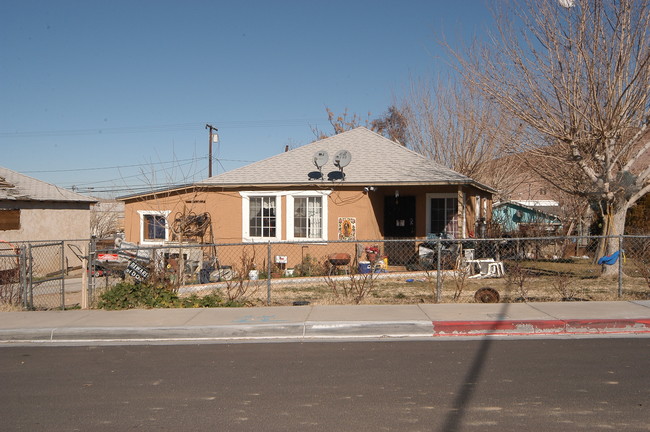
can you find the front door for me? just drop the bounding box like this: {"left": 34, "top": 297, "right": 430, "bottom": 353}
{"left": 383, "top": 196, "right": 416, "bottom": 265}
{"left": 384, "top": 195, "right": 416, "bottom": 237}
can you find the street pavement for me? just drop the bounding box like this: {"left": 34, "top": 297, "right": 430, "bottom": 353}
{"left": 1, "top": 300, "right": 650, "bottom": 345}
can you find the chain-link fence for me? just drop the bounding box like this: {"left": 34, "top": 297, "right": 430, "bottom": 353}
{"left": 0, "top": 239, "right": 89, "bottom": 310}
{"left": 89, "top": 234, "right": 649, "bottom": 307}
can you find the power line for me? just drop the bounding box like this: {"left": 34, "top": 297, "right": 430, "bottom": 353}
{"left": 21, "top": 157, "right": 254, "bottom": 178}
{"left": 21, "top": 157, "right": 207, "bottom": 174}
{"left": 65, "top": 159, "right": 205, "bottom": 188}
{"left": 0, "top": 119, "right": 324, "bottom": 138}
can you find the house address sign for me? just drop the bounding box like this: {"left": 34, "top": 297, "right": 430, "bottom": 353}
{"left": 125, "top": 261, "right": 150, "bottom": 281}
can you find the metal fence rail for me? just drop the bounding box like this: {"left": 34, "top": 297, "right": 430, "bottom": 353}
{"left": 0, "top": 235, "right": 646, "bottom": 309}
{"left": 88, "top": 234, "right": 649, "bottom": 307}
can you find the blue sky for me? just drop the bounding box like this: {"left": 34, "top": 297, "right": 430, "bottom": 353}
{"left": 1, "top": 0, "right": 492, "bottom": 197}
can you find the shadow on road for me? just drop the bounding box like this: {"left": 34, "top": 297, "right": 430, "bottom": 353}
{"left": 438, "top": 301, "right": 511, "bottom": 432}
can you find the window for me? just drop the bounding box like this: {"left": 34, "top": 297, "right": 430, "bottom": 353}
{"left": 138, "top": 210, "right": 170, "bottom": 243}
{"left": 426, "top": 194, "right": 459, "bottom": 238}
{"left": 250, "top": 196, "right": 277, "bottom": 238}
{"left": 293, "top": 196, "right": 322, "bottom": 239}
{"left": 286, "top": 191, "right": 330, "bottom": 241}
{"left": 241, "top": 191, "right": 329, "bottom": 242}
{"left": 0, "top": 209, "right": 20, "bottom": 231}
{"left": 241, "top": 193, "right": 281, "bottom": 241}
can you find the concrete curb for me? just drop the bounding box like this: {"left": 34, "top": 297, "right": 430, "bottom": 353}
{"left": 0, "top": 321, "right": 436, "bottom": 344}
{"left": 2, "top": 318, "right": 650, "bottom": 344}
{"left": 431, "top": 318, "right": 650, "bottom": 336}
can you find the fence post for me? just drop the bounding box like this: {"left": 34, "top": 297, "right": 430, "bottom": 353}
{"left": 436, "top": 238, "right": 442, "bottom": 303}
{"left": 60, "top": 241, "right": 66, "bottom": 310}
{"left": 27, "top": 244, "right": 33, "bottom": 309}
{"left": 89, "top": 236, "right": 97, "bottom": 306}
{"left": 19, "top": 245, "right": 28, "bottom": 309}
{"left": 81, "top": 244, "right": 89, "bottom": 310}
{"left": 617, "top": 235, "right": 623, "bottom": 298}
{"left": 267, "top": 241, "right": 272, "bottom": 305}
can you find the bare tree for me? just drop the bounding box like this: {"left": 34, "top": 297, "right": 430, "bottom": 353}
{"left": 449, "top": 0, "right": 650, "bottom": 274}
{"left": 311, "top": 107, "right": 371, "bottom": 140}
{"left": 370, "top": 105, "right": 409, "bottom": 145}
{"left": 399, "top": 77, "right": 527, "bottom": 201}
{"left": 90, "top": 200, "right": 123, "bottom": 238}
{"left": 311, "top": 106, "right": 410, "bottom": 146}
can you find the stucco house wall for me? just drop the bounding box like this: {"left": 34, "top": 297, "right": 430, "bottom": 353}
{"left": 0, "top": 201, "right": 92, "bottom": 242}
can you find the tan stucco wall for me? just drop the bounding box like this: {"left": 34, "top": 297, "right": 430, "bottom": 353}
{"left": 123, "top": 188, "right": 381, "bottom": 243}
{"left": 0, "top": 205, "right": 91, "bottom": 242}
{"left": 0, "top": 202, "right": 93, "bottom": 274}
{"left": 123, "top": 185, "right": 493, "bottom": 244}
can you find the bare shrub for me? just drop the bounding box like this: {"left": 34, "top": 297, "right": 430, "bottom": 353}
{"left": 0, "top": 247, "right": 22, "bottom": 306}
{"left": 222, "top": 248, "right": 260, "bottom": 303}
{"left": 550, "top": 272, "right": 581, "bottom": 301}
{"left": 324, "top": 271, "right": 378, "bottom": 305}
{"left": 505, "top": 261, "right": 530, "bottom": 301}
{"left": 295, "top": 254, "right": 326, "bottom": 277}
{"left": 451, "top": 266, "right": 470, "bottom": 302}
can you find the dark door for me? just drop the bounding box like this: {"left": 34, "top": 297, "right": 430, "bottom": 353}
{"left": 383, "top": 196, "right": 416, "bottom": 265}
{"left": 384, "top": 195, "right": 416, "bottom": 237}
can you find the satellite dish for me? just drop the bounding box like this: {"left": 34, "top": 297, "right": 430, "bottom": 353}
{"left": 313, "top": 150, "right": 329, "bottom": 170}
{"left": 333, "top": 150, "right": 352, "bottom": 169}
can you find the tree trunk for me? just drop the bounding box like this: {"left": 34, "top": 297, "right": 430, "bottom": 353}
{"left": 600, "top": 206, "right": 627, "bottom": 277}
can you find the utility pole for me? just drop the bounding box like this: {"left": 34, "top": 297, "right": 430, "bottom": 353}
{"left": 205, "top": 124, "right": 218, "bottom": 177}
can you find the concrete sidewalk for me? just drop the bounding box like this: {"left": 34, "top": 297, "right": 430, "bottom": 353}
{"left": 1, "top": 300, "right": 650, "bottom": 345}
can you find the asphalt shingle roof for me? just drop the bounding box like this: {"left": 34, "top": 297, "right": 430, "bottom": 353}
{"left": 199, "top": 127, "right": 486, "bottom": 188}
{"left": 0, "top": 166, "right": 96, "bottom": 203}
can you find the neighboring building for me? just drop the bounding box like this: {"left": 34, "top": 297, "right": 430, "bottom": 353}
{"left": 493, "top": 200, "right": 563, "bottom": 235}
{"left": 119, "top": 127, "right": 495, "bottom": 265}
{"left": 0, "top": 166, "right": 97, "bottom": 242}
{"left": 91, "top": 199, "right": 125, "bottom": 238}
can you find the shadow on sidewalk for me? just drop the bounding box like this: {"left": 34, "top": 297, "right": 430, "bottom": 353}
{"left": 437, "top": 302, "right": 511, "bottom": 432}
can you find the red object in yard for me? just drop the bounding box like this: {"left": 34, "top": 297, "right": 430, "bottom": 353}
{"left": 328, "top": 253, "right": 351, "bottom": 266}
{"left": 97, "top": 253, "right": 119, "bottom": 262}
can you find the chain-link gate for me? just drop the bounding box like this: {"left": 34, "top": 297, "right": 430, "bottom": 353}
{"left": 0, "top": 242, "right": 25, "bottom": 307}
{"left": 25, "top": 242, "right": 67, "bottom": 310}
{"left": 1, "top": 241, "right": 68, "bottom": 310}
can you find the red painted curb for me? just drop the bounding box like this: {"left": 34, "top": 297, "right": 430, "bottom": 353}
{"left": 432, "top": 319, "right": 650, "bottom": 336}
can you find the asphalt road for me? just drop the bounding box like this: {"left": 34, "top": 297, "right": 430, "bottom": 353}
{"left": 1, "top": 339, "right": 649, "bottom": 431}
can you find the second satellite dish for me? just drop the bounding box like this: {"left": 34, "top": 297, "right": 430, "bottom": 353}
{"left": 334, "top": 150, "right": 352, "bottom": 169}
{"left": 313, "top": 150, "right": 329, "bottom": 170}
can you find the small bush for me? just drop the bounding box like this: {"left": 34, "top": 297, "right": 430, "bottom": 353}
{"left": 97, "top": 282, "right": 242, "bottom": 310}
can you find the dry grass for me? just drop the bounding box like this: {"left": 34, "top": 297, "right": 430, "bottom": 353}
{"left": 230, "top": 268, "right": 649, "bottom": 306}
{"left": 0, "top": 302, "right": 24, "bottom": 312}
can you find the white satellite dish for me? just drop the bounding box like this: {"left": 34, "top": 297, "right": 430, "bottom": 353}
{"left": 313, "top": 150, "right": 329, "bottom": 170}
{"left": 333, "top": 150, "right": 352, "bottom": 169}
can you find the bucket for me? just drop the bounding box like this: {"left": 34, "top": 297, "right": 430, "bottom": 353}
{"left": 358, "top": 261, "right": 371, "bottom": 274}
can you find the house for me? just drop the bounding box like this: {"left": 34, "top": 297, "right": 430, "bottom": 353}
{"left": 119, "top": 127, "right": 495, "bottom": 266}
{"left": 0, "top": 166, "right": 97, "bottom": 242}
{"left": 492, "top": 200, "right": 563, "bottom": 235}
{"left": 1, "top": 166, "right": 97, "bottom": 275}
